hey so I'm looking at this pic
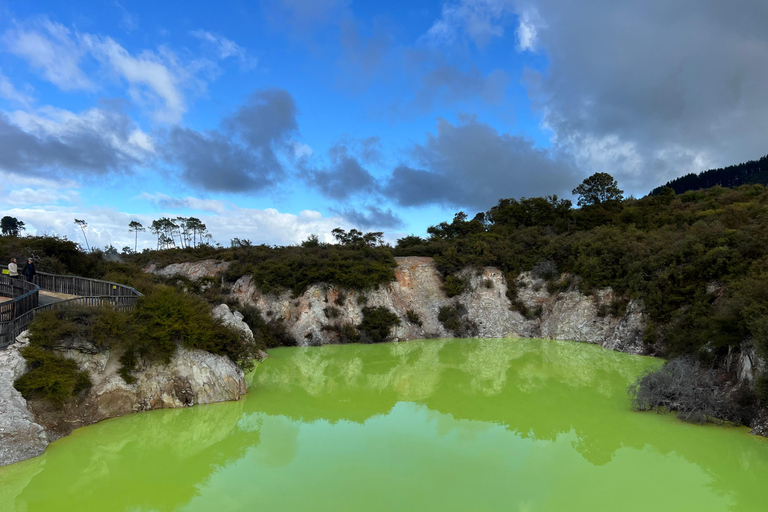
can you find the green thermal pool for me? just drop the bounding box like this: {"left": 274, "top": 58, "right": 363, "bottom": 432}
{"left": 2, "top": 338, "right": 768, "bottom": 511}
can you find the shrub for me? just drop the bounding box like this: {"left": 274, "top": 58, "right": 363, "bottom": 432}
{"left": 14, "top": 346, "right": 91, "bottom": 406}
{"left": 755, "top": 374, "right": 768, "bottom": 406}
{"left": 322, "top": 321, "right": 360, "bottom": 344}
{"left": 438, "top": 305, "right": 478, "bottom": 337}
{"left": 438, "top": 306, "right": 462, "bottom": 334}
{"left": 531, "top": 260, "right": 558, "bottom": 280}
{"left": 324, "top": 306, "right": 342, "bottom": 319}
{"left": 358, "top": 306, "right": 401, "bottom": 343}
{"left": 406, "top": 309, "right": 423, "bottom": 326}
{"left": 225, "top": 244, "right": 397, "bottom": 296}
{"left": 629, "top": 357, "right": 752, "bottom": 424}
{"left": 443, "top": 275, "right": 467, "bottom": 297}
{"left": 228, "top": 303, "right": 298, "bottom": 350}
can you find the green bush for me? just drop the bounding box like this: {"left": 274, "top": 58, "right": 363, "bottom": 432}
{"left": 322, "top": 321, "right": 360, "bottom": 344}
{"left": 230, "top": 303, "right": 297, "bottom": 350}
{"left": 225, "top": 244, "right": 397, "bottom": 297}
{"left": 443, "top": 275, "right": 466, "bottom": 297}
{"left": 438, "top": 306, "right": 462, "bottom": 335}
{"left": 437, "top": 305, "right": 478, "bottom": 336}
{"left": 358, "top": 306, "right": 400, "bottom": 343}
{"left": 14, "top": 346, "right": 91, "bottom": 406}
{"left": 406, "top": 309, "right": 423, "bottom": 326}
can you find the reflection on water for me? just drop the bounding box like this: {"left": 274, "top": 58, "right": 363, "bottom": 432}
{"left": 2, "top": 338, "right": 768, "bottom": 511}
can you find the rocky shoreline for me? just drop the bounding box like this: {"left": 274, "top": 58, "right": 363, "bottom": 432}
{"left": 0, "top": 304, "right": 250, "bottom": 467}
{"left": 3, "top": 255, "right": 765, "bottom": 466}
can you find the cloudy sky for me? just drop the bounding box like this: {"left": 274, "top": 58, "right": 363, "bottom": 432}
{"left": 1, "top": 0, "right": 767, "bottom": 250}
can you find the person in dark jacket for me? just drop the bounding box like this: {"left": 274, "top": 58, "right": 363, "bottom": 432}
{"left": 22, "top": 258, "right": 36, "bottom": 283}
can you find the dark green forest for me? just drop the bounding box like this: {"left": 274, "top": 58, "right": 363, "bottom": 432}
{"left": 650, "top": 153, "right": 768, "bottom": 196}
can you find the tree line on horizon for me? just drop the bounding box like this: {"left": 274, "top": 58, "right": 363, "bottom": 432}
{"left": 650, "top": 152, "right": 768, "bottom": 196}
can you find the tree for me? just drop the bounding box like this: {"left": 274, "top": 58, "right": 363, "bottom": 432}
{"left": 74, "top": 219, "right": 91, "bottom": 252}
{"left": 128, "top": 221, "right": 145, "bottom": 253}
{"left": 572, "top": 173, "right": 624, "bottom": 207}
{"left": 1, "top": 216, "right": 25, "bottom": 237}
{"left": 185, "top": 217, "right": 207, "bottom": 248}
{"left": 331, "top": 228, "right": 384, "bottom": 247}
{"left": 150, "top": 218, "right": 178, "bottom": 249}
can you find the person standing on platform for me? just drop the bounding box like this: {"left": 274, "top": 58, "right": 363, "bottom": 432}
{"left": 22, "top": 258, "right": 36, "bottom": 283}
{"left": 8, "top": 258, "right": 18, "bottom": 279}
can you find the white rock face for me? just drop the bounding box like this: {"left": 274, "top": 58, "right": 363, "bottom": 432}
{"left": 144, "top": 259, "right": 230, "bottom": 281}
{"left": 231, "top": 256, "right": 647, "bottom": 353}
{"left": 1, "top": 326, "right": 247, "bottom": 466}
{"left": 0, "top": 334, "right": 48, "bottom": 467}
{"left": 212, "top": 304, "right": 255, "bottom": 343}
{"left": 57, "top": 345, "right": 247, "bottom": 417}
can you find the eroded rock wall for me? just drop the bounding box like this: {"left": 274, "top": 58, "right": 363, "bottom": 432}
{"left": 1, "top": 304, "right": 249, "bottom": 466}
{"left": 144, "top": 259, "right": 230, "bottom": 281}
{"left": 230, "top": 256, "right": 647, "bottom": 353}
{"left": 0, "top": 336, "right": 48, "bottom": 467}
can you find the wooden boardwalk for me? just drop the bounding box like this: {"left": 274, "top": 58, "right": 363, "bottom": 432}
{"left": 0, "top": 269, "right": 142, "bottom": 349}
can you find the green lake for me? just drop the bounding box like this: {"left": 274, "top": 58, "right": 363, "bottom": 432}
{"left": 2, "top": 338, "right": 768, "bottom": 511}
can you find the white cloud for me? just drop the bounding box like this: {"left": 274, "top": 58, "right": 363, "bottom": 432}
{"left": 3, "top": 19, "right": 94, "bottom": 91}
{"left": 5, "top": 201, "right": 353, "bottom": 250}
{"left": 191, "top": 30, "right": 257, "bottom": 70}
{"left": 424, "top": 0, "right": 513, "bottom": 48}
{"left": 4, "top": 187, "right": 80, "bottom": 206}
{"left": 515, "top": 9, "right": 540, "bottom": 52}
{"left": 115, "top": 1, "right": 139, "bottom": 32}
{"left": 82, "top": 35, "right": 187, "bottom": 123}
{"left": 138, "top": 192, "right": 228, "bottom": 214}
{"left": 8, "top": 105, "right": 155, "bottom": 163}
{"left": 0, "top": 70, "right": 33, "bottom": 106}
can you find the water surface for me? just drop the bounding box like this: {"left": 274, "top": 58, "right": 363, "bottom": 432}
{"left": 2, "top": 338, "right": 768, "bottom": 511}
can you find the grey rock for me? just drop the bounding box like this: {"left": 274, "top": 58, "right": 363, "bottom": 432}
{"left": 230, "top": 257, "right": 647, "bottom": 351}
{"left": 212, "top": 304, "right": 255, "bottom": 343}
{"left": 0, "top": 333, "right": 48, "bottom": 467}
{"left": 144, "top": 259, "right": 230, "bottom": 281}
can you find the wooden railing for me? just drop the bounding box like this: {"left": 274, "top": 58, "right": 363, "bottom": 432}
{"left": 0, "top": 276, "right": 39, "bottom": 348}
{"left": 34, "top": 272, "right": 140, "bottom": 298}
{"left": 0, "top": 266, "right": 142, "bottom": 349}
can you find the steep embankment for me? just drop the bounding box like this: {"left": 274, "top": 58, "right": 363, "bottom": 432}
{"left": 0, "top": 304, "right": 250, "bottom": 467}
{"left": 228, "top": 256, "right": 646, "bottom": 354}
{"left": 151, "top": 256, "right": 766, "bottom": 434}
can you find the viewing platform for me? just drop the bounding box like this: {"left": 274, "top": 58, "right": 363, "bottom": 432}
{"left": 0, "top": 267, "right": 142, "bottom": 349}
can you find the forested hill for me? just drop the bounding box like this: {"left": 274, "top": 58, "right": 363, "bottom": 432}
{"left": 650, "top": 153, "right": 768, "bottom": 195}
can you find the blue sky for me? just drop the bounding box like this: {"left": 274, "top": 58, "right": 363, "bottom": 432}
{"left": 1, "top": 0, "right": 767, "bottom": 250}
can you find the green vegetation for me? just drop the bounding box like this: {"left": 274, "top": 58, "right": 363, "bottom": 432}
{"left": 394, "top": 183, "right": 768, "bottom": 367}
{"left": 14, "top": 346, "right": 91, "bottom": 406}
{"left": 22, "top": 285, "right": 258, "bottom": 391}
{"left": 572, "top": 172, "right": 624, "bottom": 206}
{"left": 224, "top": 242, "right": 397, "bottom": 297}
{"left": 230, "top": 303, "right": 297, "bottom": 350}
{"left": 1, "top": 216, "right": 25, "bottom": 237}
{"left": 357, "top": 306, "right": 400, "bottom": 343}
{"left": 405, "top": 309, "right": 422, "bottom": 327}
{"left": 651, "top": 152, "right": 768, "bottom": 196}
{"left": 437, "top": 305, "right": 478, "bottom": 337}
{"left": 442, "top": 275, "right": 467, "bottom": 297}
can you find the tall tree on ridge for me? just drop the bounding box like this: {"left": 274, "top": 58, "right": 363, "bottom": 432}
{"left": 74, "top": 219, "right": 91, "bottom": 252}
{"left": 128, "top": 221, "right": 145, "bottom": 253}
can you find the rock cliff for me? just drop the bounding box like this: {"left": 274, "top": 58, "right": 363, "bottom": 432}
{"left": 0, "top": 336, "right": 48, "bottom": 467}
{"left": 144, "top": 259, "right": 230, "bottom": 281}
{"left": 230, "top": 256, "right": 647, "bottom": 354}
{"left": 1, "top": 304, "right": 249, "bottom": 467}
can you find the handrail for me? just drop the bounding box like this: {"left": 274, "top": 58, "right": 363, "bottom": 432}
{"left": 0, "top": 265, "right": 142, "bottom": 349}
